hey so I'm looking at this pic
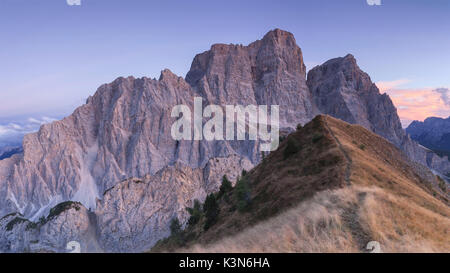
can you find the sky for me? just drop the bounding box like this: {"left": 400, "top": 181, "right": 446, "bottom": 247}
{"left": 0, "top": 0, "right": 449, "bottom": 145}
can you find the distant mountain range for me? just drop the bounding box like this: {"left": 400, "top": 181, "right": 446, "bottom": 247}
{"left": 0, "top": 146, "right": 23, "bottom": 160}
{"left": 407, "top": 117, "right": 450, "bottom": 159}
{"left": 0, "top": 29, "right": 448, "bottom": 252}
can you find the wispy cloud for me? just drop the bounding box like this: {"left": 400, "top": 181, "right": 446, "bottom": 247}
{"left": 376, "top": 79, "right": 411, "bottom": 92}
{"left": 381, "top": 87, "right": 450, "bottom": 127}
{"left": 433, "top": 88, "right": 450, "bottom": 106}
{"left": 0, "top": 116, "right": 57, "bottom": 147}
{"left": 376, "top": 79, "right": 450, "bottom": 127}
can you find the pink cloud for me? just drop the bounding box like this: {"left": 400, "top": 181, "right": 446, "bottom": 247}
{"left": 375, "top": 79, "right": 450, "bottom": 127}
{"left": 380, "top": 87, "right": 450, "bottom": 127}
{"left": 376, "top": 79, "right": 411, "bottom": 92}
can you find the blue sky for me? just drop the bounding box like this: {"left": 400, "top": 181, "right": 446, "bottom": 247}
{"left": 0, "top": 0, "right": 449, "bottom": 131}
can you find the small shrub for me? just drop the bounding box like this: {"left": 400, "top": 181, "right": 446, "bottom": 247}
{"left": 283, "top": 138, "right": 300, "bottom": 159}
{"left": 234, "top": 176, "right": 251, "bottom": 212}
{"left": 312, "top": 133, "right": 323, "bottom": 143}
{"left": 47, "top": 201, "right": 81, "bottom": 221}
{"left": 359, "top": 144, "right": 366, "bottom": 150}
{"left": 26, "top": 222, "right": 38, "bottom": 231}
{"left": 169, "top": 217, "right": 185, "bottom": 245}
{"left": 0, "top": 212, "right": 22, "bottom": 222}
{"left": 186, "top": 199, "right": 202, "bottom": 226}
{"left": 436, "top": 176, "right": 447, "bottom": 192}
{"left": 219, "top": 175, "right": 233, "bottom": 195}
{"left": 170, "top": 217, "right": 181, "bottom": 235}
{"left": 6, "top": 217, "right": 28, "bottom": 231}
{"left": 296, "top": 124, "right": 303, "bottom": 131}
{"left": 203, "top": 193, "right": 219, "bottom": 230}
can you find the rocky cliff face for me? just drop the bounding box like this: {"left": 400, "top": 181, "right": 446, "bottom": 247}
{"left": 0, "top": 156, "right": 251, "bottom": 253}
{"left": 186, "top": 29, "right": 317, "bottom": 127}
{"left": 307, "top": 54, "right": 450, "bottom": 175}
{"left": 96, "top": 156, "right": 251, "bottom": 252}
{"left": 0, "top": 202, "right": 100, "bottom": 253}
{"left": 0, "top": 29, "right": 448, "bottom": 252}
{"left": 307, "top": 54, "right": 404, "bottom": 145}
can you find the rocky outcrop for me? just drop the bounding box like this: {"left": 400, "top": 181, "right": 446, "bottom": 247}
{"left": 307, "top": 54, "right": 405, "bottom": 146}
{"left": 0, "top": 202, "right": 101, "bottom": 253}
{"left": 95, "top": 155, "right": 251, "bottom": 252}
{"left": 0, "top": 155, "right": 250, "bottom": 253}
{"left": 186, "top": 29, "right": 317, "bottom": 127}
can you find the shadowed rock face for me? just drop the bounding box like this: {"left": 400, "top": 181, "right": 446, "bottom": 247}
{"left": 0, "top": 29, "right": 448, "bottom": 252}
{"left": 407, "top": 117, "right": 450, "bottom": 153}
{"left": 307, "top": 54, "right": 450, "bottom": 175}
{"left": 307, "top": 54, "right": 404, "bottom": 146}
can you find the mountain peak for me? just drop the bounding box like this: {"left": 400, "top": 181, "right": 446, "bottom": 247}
{"left": 159, "top": 68, "right": 181, "bottom": 82}
{"left": 186, "top": 28, "right": 305, "bottom": 87}
{"left": 261, "top": 28, "right": 295, "bottom": 43}
{"left": 343, "top": 53, "right": 355, "bottom": 60}
{"left": 185, "top": 29, "right": 311, "bottom": 123}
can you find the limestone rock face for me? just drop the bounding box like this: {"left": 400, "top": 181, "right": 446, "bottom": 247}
{"left": 0, "top": 203, "right": 100, "bottom": 253}
{"left": 186, "top": 29, "right": 317, "bottom": 127}
{"left": 0, "top": 155, "right": 250, "bottom": 253}
{"left": 95, "top": 155, "right": 250, "bottom": 252}
{"left": 96, "top": 165, "right": 205, "bottom": 252}
{"left": 307, "top": 54, "right": 404, "bottom": 145}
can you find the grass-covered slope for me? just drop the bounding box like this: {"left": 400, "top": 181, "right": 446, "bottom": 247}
{"left": 151, "top": 115, "right": 450, "bottom": 253}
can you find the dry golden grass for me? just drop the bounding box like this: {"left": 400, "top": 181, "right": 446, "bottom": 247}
{"left": 183, "top": 186, "right": 450, "bottom": 253}
{"left": 154, "top": 115, "right": 450, "bottom": 253}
